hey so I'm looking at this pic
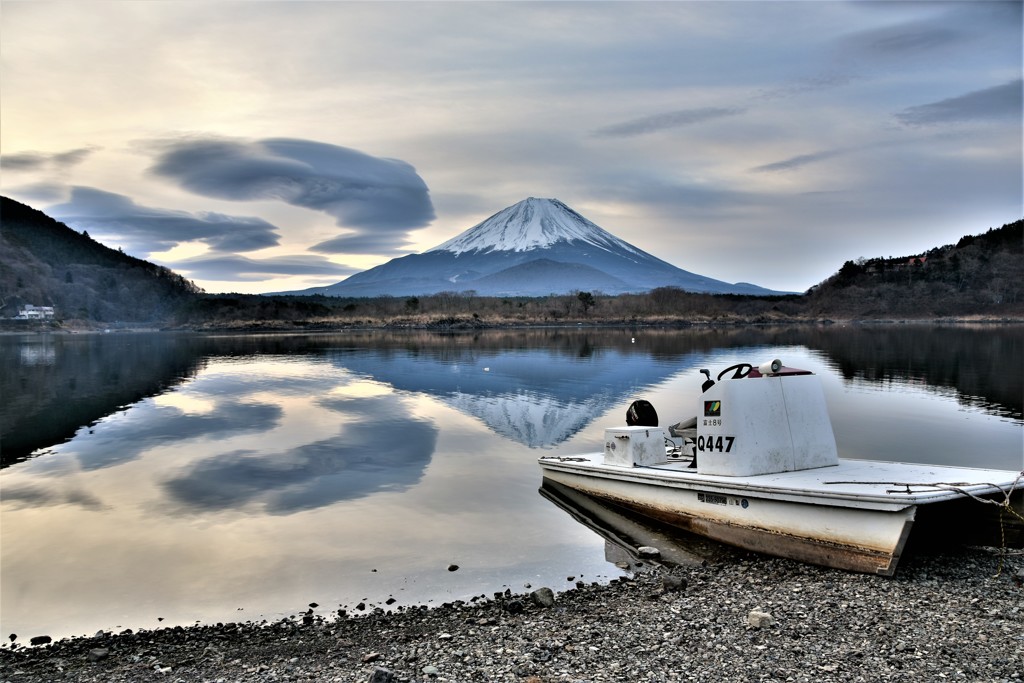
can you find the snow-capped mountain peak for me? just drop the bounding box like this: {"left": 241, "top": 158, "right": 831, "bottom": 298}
{"left": 275, "top": 196, "right": 788, "bottom": 298}
{"left": 430, "top": 197, "right": 642, "bottom": 256}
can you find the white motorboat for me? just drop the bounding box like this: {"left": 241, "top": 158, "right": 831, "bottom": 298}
{"left": 539, "top": 360, "right": 1023, "bottom": 576}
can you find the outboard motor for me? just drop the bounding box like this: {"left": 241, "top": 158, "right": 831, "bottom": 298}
{"left": 626, "top": 399, "right": 658, "bottom": 427}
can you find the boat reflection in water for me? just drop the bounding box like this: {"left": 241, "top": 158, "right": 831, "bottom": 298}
{"left": 539, "top": 478, "right": 739, "bottom": 573}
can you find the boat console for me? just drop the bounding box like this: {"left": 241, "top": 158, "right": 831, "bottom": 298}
{"left": 695, "top": 360, "right": 838, "bottom": 476}
{"left": 606, "top": 360, "right": 839, "bottom": 477}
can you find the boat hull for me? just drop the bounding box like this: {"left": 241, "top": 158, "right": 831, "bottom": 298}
{"left": 541, "top": 468, "right": 915, "bottom": 576}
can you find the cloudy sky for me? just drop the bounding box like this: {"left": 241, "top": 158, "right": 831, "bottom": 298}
{"left": 1, "top": 1, "right": 1020, "bottom": 294}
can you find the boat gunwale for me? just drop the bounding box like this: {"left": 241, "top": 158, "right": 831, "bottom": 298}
{"left": 538, "top": 454, "right": 1022, "bottom": 510}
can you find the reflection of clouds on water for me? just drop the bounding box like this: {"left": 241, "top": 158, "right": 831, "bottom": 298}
{"left": 162, "top": 409, "right": 437, "bottom": 514}
{"left": 316, "top": 394, "right": 400, "bottom": 418}
{"left": 6, "top": 356, "right": 440, "bottom": 518}
{"left": 187, "top": 362, "right": 348, "bottom": 398}
{"left": 0, "top": 484, "right": 107, "bottom": 511}
{"left": 59, "top": 401, "right": 283, "bottom": 471}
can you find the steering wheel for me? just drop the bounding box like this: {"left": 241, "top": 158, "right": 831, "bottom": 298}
{"left": 717, "top": 363, "right": 753, "bottom": 381}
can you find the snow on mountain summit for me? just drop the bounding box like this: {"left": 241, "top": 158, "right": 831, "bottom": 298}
{"left": 430, "top": 197, "right": 642, "bottom": 256}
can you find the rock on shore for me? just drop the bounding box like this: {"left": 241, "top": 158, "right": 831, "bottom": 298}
{"left": 1, "top": 548, "right": 1021, "bottom": 682}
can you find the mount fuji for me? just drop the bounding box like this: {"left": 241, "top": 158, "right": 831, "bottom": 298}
{"left": 293, "top": 198, "right": 783, "bottom": 297}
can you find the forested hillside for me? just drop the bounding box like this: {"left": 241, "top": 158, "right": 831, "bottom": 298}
{"left": 0, "top": 197, "right": 201, "bottom": 322}
{"left": 803, "top": 220, "right": 1022, "bottom": 317}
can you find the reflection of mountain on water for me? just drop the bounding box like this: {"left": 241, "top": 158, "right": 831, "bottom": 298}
{"left": 323, "top": 326, "right": 1024, "bottom": 441}
{"left": 328, "top": 346, "right": 693, "bottom": 447}
{"left": 5, "top": 325, "right": 1018, "bottom": 468}
{"left": 1, "top": 330, "right": 698, "bottom": 466}
{"left": 448, "top": 391, "right": 614, "bottom": 448}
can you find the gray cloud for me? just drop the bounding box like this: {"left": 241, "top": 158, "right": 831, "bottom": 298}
{"left": 167, "top": 253, "right": 355, "bottom": 282}
{"left": 47, "top": 186, "right": 281, "bottom": 255}
{"left": 2, "top": 153, "right": 52, "bottom": 172}
{"left": 750, "top": 132, "right": 973, "bottom": 174}
{"left": 1, "top": 147, "right": 95, "bottom": 172}
{"left": 148, "top": 136, "right": 435, "bottom": 254}
{"left": 590, "top": 172, "right": 765, "bottom": 215}
{"left": 309, "top": 233, "right": 413, "bottom": 255}
{"left": 895, "top": 80, "right": 1023, "bottom": 126}
{"left": 2, "top": 182, "right": 68, "bottom": 203}
{"left": 53, "top": 148, "right": 95, "bottom": 166}
{"left": 837, "top": 4, "right": 1021, "bottom": 65}
{"left": 592, "top": 107, "right": 745, "bottom": 139}
{"left": 567, "top": 176, "right": 771, "bottom": 258}
{"left": 755, "top": 73, "right": 857, "bottom": 101}
{"left": 839, "top": 13, "right": 966, "bottom": 61}
{"left": 752, "top": 149, "right": 847, "bottom": 173}
{"left": 859, "top": 25, "right": 959, "bottom": 56}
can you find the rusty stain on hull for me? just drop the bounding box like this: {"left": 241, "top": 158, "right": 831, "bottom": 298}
{"left": 568, "top": 485, "right": 915, "bottom": 576}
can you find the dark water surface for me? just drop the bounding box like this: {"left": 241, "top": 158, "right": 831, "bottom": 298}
{"left": 2, "top": 325, "right": 1021, "bottom": 639}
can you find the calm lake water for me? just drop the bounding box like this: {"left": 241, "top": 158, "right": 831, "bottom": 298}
{"left": 2, "top": 325, "right": 1022, "bottom": 640}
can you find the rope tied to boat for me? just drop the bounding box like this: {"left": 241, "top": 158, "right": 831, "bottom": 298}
{"left": 538, "top": 456, "right": 590, "bottom": 462}
{"left": 989, "top": 472, "right": 1024, "bottom": 577}
{"left": 823, "top": 474, "right": 1022, "bottom": 501}
{"left": 826, "top": 472, "right": 1023, "bottom": 577}
{"left": 919, "top": 472, "right": 1023, "bottom": 578}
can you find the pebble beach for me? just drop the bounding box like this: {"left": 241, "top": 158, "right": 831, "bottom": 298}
{"left": 2, "top": 547, "right": 1022, "bottom": 683}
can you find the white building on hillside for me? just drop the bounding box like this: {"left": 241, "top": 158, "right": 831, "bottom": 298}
{"left": 15, "top": 305, "right": 55, "bottom": 320}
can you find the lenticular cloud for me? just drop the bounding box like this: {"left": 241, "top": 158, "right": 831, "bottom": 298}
{"left": 48, "top": 186, "right": 281, "bottom": 256}
{"left": 148, "top": 136, "right": 436, "bottom": 254}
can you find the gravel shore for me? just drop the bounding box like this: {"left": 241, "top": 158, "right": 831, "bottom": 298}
{"left": 2, "top": 548, "right": 1021, "bottom": 683}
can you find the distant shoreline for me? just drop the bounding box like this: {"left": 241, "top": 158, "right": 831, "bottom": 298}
{"left": 3, "top": 315, "right": 1023, "bottom": 336}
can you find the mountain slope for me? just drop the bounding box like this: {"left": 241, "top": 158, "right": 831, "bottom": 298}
{"left": 301, "top": 197, "right": 784, "bottom": 297}
{"left": 468, "top": 258, "right": 631, "bottom": 296}
{"left": 0, "top": 196, "right": 200, "bottom": 322}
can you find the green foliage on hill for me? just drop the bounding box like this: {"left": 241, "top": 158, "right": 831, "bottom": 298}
{"left": 0, "top": 196, "right": 202, "bottom": 322}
